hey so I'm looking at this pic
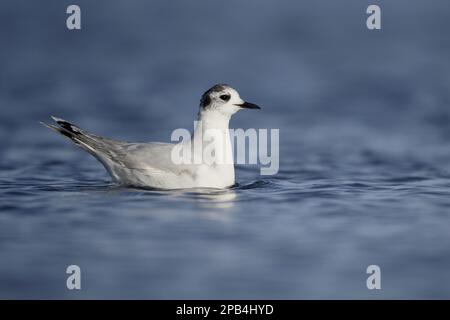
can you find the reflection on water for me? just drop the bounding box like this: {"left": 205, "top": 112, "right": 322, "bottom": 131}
{"left": 190, "top": 189, "right": 237, "bottom": 210}
{"left": 1, "top": 0, "right": 450, "bottom": 299}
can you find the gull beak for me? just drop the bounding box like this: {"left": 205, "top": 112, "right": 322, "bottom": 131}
{"left": 234, "top": 101, "right": 261, "bottom": 110}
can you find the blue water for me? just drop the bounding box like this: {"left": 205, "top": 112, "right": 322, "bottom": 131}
{"left": 1, "top": 0, "right": 450, "bottom": 299}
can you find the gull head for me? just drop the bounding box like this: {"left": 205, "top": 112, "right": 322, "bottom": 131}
{"left": 199, "top": 84, "right": 260, "bottom": 117}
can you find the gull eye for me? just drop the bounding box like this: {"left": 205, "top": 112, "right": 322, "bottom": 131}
{"left": 220, "top": 94, "right": 230, "bottom": 101}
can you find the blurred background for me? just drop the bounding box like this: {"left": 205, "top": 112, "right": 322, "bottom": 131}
{"left": 0, "top": 0, "right": 450, "bottom": 298}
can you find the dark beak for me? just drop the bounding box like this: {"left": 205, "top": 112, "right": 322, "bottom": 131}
{"left": 235, "top": 102, "right": 261, "bottom": 110}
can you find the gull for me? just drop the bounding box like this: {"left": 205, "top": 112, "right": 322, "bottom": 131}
{"left": 41, "top": 84, "right": 261, "bottom": 189}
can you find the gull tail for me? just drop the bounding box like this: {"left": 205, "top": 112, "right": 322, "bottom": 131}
{"left": 41, "top": 116, "right": 126, "bottom": 181}
{"left": 41, "top": 116, "right": 100, "bottom": 154}
{"left": 40, "top": 116, "right": 125, "bottom": 169}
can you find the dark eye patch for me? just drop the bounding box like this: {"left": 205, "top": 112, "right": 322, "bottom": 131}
{"left": 220, "top": 94, "right": 230, "bottom": 101}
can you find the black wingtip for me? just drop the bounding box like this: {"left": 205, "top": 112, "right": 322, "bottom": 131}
{"left": 51, "top": 116, "right": 81, "bottom": 134}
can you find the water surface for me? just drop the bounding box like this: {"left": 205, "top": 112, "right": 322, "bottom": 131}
{"left": 1, "top": 0, "right": 450, "bottom": 298}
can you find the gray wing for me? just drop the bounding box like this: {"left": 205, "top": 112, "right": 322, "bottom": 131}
{"left": 116, "top": 142, "right": 193, "bottom": 176}
{"left": 42, "top": 116, "right": 190, "bottom": 177}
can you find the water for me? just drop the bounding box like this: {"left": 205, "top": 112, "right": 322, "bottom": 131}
{"left": 1, "top": 0, "right": 450, "bottom": 299}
